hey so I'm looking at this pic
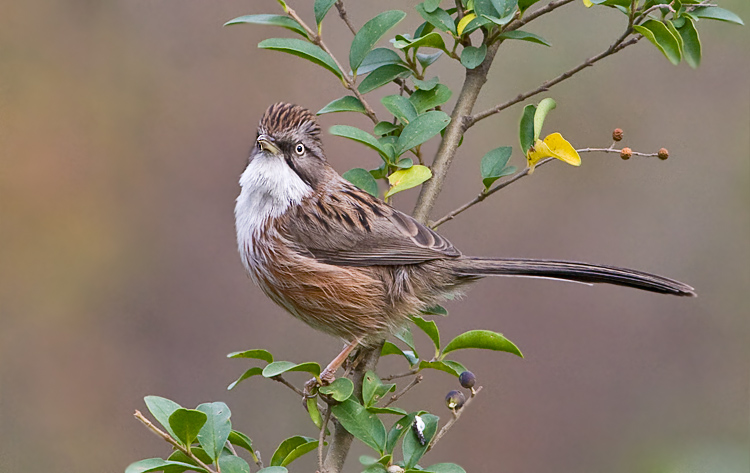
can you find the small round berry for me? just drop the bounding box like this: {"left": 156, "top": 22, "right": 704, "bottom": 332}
{"left": 445, "top": 390, "right": 466, "bottom": 410}
{"left": 658, "top": 148, "right": 669, "bottom": 160}
{"left": 459, "top": 371, "right": 476, "bottom": 389}
{"left": 620, "top": 147, "right": 632, "bottom": 160}
{"left": 612, "top": 128, "right": 624, "bottom": 142}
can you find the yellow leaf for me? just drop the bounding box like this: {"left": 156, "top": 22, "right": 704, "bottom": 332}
{"left": 457, "top": 13, "right": 476, "bottom": 36}
{"left": 525, "top": 133, "right": 581, "bottom": 173}
{"left": 386, "top": 165, "right": 432, "bottom": 198}
{"left": 583, "top": 0, "right": 594, "bottom": 7}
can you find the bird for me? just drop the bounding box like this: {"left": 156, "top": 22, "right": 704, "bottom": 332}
{"left": 234, "top": 102, "right": 695, "bottom": 382}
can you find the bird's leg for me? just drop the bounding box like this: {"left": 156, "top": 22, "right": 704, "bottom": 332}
{"left": 304, "top": 337, "right": 362, "bottom": 396}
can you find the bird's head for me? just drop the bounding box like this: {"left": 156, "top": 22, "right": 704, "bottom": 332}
{"left": 251, "top": 102, "right": 328, "bottom": 189}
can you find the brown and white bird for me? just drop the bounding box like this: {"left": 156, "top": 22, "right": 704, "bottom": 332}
{"left": 235, "top": 103, "right": 694, "bottom": 380}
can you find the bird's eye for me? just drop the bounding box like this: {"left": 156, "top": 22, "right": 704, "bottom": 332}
{"left": 295, "top": 143, "right": 305, "bottom": 155}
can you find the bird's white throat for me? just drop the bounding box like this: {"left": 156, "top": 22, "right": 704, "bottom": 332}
{"left": 235, "top": 154, "right": 312, "bottom": 267}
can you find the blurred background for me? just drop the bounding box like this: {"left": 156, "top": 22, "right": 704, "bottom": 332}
{"left": 1, "top": 1, "right": 748, "bottom": 472}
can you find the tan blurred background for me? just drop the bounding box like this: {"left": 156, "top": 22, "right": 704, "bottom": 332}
{"left": 1, "top": 1, "right": 748, "bottom": 472}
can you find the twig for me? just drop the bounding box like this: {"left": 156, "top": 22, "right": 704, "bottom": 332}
{"left": 466, "top": 30, "right": 641, "bottom": 128}
{"left": 382, "top": 367, "right": 420, "bottom": 382}
{"left": 134, "top": 410, "right": 217, "bottom": 473}
{"left": 426, "top": 386, "right": 483, "bottom": 453}
{"left": 334, "top": 1, "right": 357, "bottom": 36}
{"left": 318, "top": 406, "right": 332, "bottom": 472}
{"left": 578, "top": 147, "right": 660, "bottom": 157}
{"left": 284, "top": 5, "right": 379, "bottom": 124}
{"left": 272, "top": 374, "right": 305, "bottom": 397}
{"left": 383, "top": 375, "right": 422, "bottom": 407}
{"left": 431, "top": 157, "right": 555, "bottom": 228}
{"left": 636, "top": 3, "right": 677, "bottom": 24}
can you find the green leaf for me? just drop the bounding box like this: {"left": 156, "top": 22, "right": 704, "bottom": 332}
{"left": 168, "top": 448, "right": 215, "bottom": 469}
{"left": 350, "top": 11, "right": 407, "bottom": 72}
{"left": 258, "top": 38, "right": 342, "bottom": 78}
{"left": 497, "top": 30, "right": 551, "bottom": 46}
{"left": 305, "top": 397, "right": 324, "bottom": 429}
{"left": 393, "top": 32, "right": 448, "bottom": 53}
{"left": 368, "top": 406, "right": 408, "bottom": 415}
{"left": 125, "top": 459, "right": 205, "bottom": 473}
{"left": 412, "top": 77, "right": 440, "bottom": 91}
{"left": 418, "top": 360, "right": 462, "bottom": 377}
{"left": 262, "top": 361, "right": 321, "bottom": 378}
{"left": 442, "top": 360, "right": 468, "bottom": 376}
{"left": 417, "top": 51, "right": 443, "bottom": 68}
{"left": 442, "top": 329, "right": 523, "bottom": 358}
{"left": 519, "top": 104, "right": 536, "bottom": 154}
{"left": 416, "top": 4, "right": 457, "bottom": 35}
{"left": 144, "top": 396, "right": 182, "bottom": 440}
{"left": 363, "top": 465, "right": 388, "bottom": 473}
{"left": 633, "top": 20, "right": 682, "bottom": 66}
{"left": 690, "top": 6, "right": 743, "bottom": 25}
{"left": 396, "top": 111, "right": 451, "bottom": 154}
{"left": 491, "top": 0, "right": 519, "bottom": 18}
{"left": 257, "top": 468, "right": 288, "bottom": 473}
{"left": 460, "top": 44, "right": 487, "bottom": 69}
{"left": 480, "top": 146, "right": 514, "bottom": 189}
{"left": 330, "top": 125, "right": 388, "bottom": 158}
{"left": 381, "top": 341, "right": 419, "bottom": 366}
{"left": 196, "top": 402, "right": 232, "bottom": 461}
{"left": 228, "top": 430, "right": 254, "bottom": 453}
{"left": 422, "top": 304, "right": 448, "bottom": 316}
{"left": 386, "top": 413, "right": 421, "bottom": 454}
{"left": 409, "top": 84, "right": 452, "bottom": 114}
{"left": 411, "top": 315, "right": 440, "bottom": 355}
{"left": 362, "top": 372, "right": 396, "bottom": 407}
{"left": 518, "top": 0, "right": 541, "bottom": 12}
{"left": 394, "top": 325, "right": 418, "bottom": 356}
{"left": 533, "top": 98, "right": 556, "bottom": 141}
{"left": 358, "top": 64, "right": 412, "bottom": 94}
{"left": 395, "top": 158, "right": 414, "bottom": 169}
{"left": 320, "top": 377, "right": 355, "bottom": 401}
{"left": 219, "top": 456, "right": 251, "bottom": 473}
{"left": 270, "top": 436, "right": 318, "bottom": 467}
{"left": 374, "top": 121, "right": 399, "bottom": 136}
{"left": 424, "top": 0, "right": 443, "bottom": 13}
{"left": 402, "top": 414, "right": 439, "bottom": 469}
{"left": 224, "top": 15, "right": 308, "bottom": 38}
{"left": 343, "top": 168, "right": 379, "bottom": 197}
{"left": 169, "top": 408, "right": 207, "bottom": 448}
{"left": 227, "top": 349, "right": 274, "bottom": 363}
{"left": 358, "top": 48, "right": 405, "bottom": 75}
{"left": 382, "top": 95, "right": 419, "bottom": 124}
{"left": 675, "top": 18, "right": 701, "bottom": 68}
{"left": 317, "top": 96, "right": 366, "bottom": 115}
{"left": 423, "top": 463, "right": 468, "bottom": 473}
{"left": 386, "top": 165, "right": 432, "bottom": 198}
{"left": 314, "top": 0, "right": 338, "bottom": 25}
{"left": 331, "top": 399, "right": 387, "bottom": 453}
{"left": 227, "top": 367, "right": 264, "bottom": 390}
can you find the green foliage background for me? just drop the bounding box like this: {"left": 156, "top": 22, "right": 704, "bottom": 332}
{"left": 1, "top": 1, "right": 748, "bottom": 472}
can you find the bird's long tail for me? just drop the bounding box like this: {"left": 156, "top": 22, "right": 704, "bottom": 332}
{"left": 453, "top": 257, "right": 695, "bottom": 296}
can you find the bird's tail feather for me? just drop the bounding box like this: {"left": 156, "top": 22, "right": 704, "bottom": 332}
{"left": 454, "top": 257, "right": 695, "bottom": 297}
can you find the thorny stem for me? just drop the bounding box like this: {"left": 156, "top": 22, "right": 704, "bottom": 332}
{"left": 427, "top": 387, "right": 483, "bottom": 453}
{"left": 284, "top": 5, "right": 379, "bottom": 124}
{"left": 134, "top": 410, "right": 217, "bottom": 473}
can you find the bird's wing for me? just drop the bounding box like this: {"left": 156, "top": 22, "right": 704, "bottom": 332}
{"left": 283, "top": 182, "right": 460, "bottom": 266}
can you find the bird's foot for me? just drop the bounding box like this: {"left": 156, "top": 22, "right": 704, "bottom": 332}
{"left": 303, "top": 369, "right": 336, "bottom": 398}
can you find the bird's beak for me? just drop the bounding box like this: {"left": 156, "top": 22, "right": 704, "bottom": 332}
{"left": 257, "top": 134, "right": 281, "bottom": 156}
